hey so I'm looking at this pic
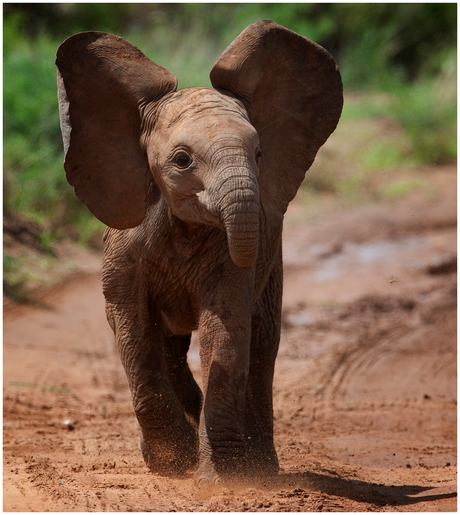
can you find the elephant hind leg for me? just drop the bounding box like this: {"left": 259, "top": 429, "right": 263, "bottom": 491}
{"left": 164, "top": 334, "right": 203, "bottom": 427}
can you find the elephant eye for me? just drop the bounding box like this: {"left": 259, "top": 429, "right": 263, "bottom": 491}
{"left": 255, "top": 148, "right": 262, "bottom": 164}
{"left": 174, "top": 151, "right": 193, "bottom": 169}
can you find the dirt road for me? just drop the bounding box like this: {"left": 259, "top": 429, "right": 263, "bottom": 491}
{"left": 3, "top": 165, "right": 457, "bottom": 511}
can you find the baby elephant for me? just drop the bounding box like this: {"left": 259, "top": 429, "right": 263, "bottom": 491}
{"left": 56, "top": 20, "right": 342, "bottom": 484}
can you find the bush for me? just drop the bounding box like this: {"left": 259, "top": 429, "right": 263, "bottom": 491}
{"left": 3, "top": 20, "right": 105, "bottom": 243}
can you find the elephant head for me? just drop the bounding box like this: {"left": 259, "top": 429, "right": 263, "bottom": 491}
{"left": 56, "top": 21, "right": 343, "bottom": 268}
{"left": 140, "top": 87, "right": 262, "bottom": 268}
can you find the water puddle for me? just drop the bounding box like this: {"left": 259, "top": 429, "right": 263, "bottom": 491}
{"left": 310, "top": 235, "right": 434, "bottom": 283}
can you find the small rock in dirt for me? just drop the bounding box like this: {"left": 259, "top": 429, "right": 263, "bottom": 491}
{"left": 63, "top": 420, "right": 77, "bottom": 430}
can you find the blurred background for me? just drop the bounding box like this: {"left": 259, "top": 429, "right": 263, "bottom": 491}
{"left": 3, "top": 3, "right": 457, "bottom": 300}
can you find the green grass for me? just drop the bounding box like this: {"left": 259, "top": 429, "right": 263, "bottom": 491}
{"left": 303, "top": 44, "right": 456, "bottom": 206}
{"left": 3, "top": 254, "right": 28, "bottom": 302}
{"left": 381, "top": 179, "right": 429, "bottom": 200}
{"left": 4, "top": 251, "right": 54, "bottom": 302}
{"left": 9, "top": 381, "right": 73, "bottom": 395}
{"left": 3, "top": 249, "right": 79, "bottom": 303}
{"left": 341, "top": 47, "right": 457, "bottom": 167}
{"left": 3, "top": 32, "right": 99, "bottom": 240}
{"left": 393, "top": 75, "right": 457, "bottom": 164}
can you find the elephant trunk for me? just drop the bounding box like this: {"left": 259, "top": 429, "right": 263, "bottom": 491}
{"left": 219, "top": 175, "right": 260, "bottom": 268}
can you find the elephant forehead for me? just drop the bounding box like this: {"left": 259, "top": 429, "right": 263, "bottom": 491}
{"left": 160, "top": 88, "right": 251, "bottom": 129}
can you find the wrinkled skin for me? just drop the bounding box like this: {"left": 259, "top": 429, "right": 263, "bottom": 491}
{"left": 56, "top": 20, "right": 343, "bottom": 484}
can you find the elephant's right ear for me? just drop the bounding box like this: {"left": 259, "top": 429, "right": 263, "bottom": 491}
{"left": 56, "top": 32, "right": 177, "bottom": 229}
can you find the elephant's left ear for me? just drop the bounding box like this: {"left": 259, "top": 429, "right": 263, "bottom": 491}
{"left": 210, "top": 20, "right": 343, "bottom": 225}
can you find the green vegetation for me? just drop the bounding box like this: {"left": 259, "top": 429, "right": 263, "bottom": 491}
{"left": 4, "top": 20, "right": 105, "bottom": 242}
{"left": 9, "top": 381, "right": 72, "bottom": 395}
{"left": 3, "top": 3, "right": 457, "bottom": 297}
{"left": 3, "top": 249, "right": 62, "bottom": 302}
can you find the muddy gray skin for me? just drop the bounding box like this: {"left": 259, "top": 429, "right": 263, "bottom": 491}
{"left": 56, "top": 20, "right": 343, "bottom": 484}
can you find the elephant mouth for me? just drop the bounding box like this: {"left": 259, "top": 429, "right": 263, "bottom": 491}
{"left": 195, "top": 190, "right": 225, "bottom": 229}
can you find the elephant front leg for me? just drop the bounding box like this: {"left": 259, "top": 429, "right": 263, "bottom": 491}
{"left": 244, "top": 257, "right": 283, "bottom": 476}
{"left": 107, "top": 302, "right": 198, "bottom": 476}
{"left": 195, "top": 288, "right": 253, "bottom": 484}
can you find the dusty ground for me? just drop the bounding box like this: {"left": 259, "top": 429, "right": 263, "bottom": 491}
{"left": 3, "top": 165, "right": 457, "bottom": 511}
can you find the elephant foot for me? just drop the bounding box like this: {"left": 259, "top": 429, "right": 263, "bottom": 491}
{"left": 245, "top": 439, "right": 279, "bottom": 477}
{"left": 194, "top": 468, "right": 222, "bottom": 488}
{"left": 140, "top": 431, "right": 198, "bottom": 477}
